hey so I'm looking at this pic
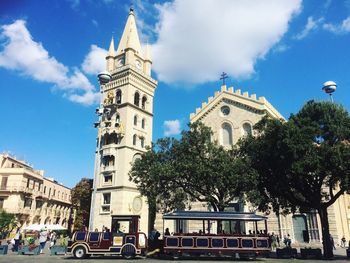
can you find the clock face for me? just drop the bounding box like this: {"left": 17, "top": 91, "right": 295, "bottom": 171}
{"left": 135, "top": 60, "right": 142, "bottom": 70}
{"left": 117, "top": 58, "right": 124, "bottom": 67}
{"left": 132, "top": 197, "right": 142, "bottom": 212}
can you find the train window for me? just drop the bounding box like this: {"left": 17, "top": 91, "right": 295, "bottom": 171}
{"left": 89, "top": 232, "right": 100, "bottom": 242}
{"left": 76, "top": 232, "right": 86, "bottom": 241}
{"left": 103, "top": 232, "right": 111, "bottom": 240}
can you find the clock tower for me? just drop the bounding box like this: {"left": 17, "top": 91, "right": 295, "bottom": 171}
{"left": 90, "top": 8, "right": 157, "bottom": 233}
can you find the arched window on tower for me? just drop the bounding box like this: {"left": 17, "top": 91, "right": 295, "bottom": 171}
{"left": 132, "top": 153, "right": 142, "bottom": 164}
{"left": 116, "top": 89, "right": 122, "bottom": 104}
{"left": 242, "top": 123, "right": 252, "bottom": 137}
{"left": 140, "top": 137, "right": 145, "bottom": 148}
{"left": 134, "top": 92, "right": 140, "bottom": 106}
{"left": 142, "top": 96, "right": 147, "bottom": 109}
{"left": 141, "top": 118, "right": 145, "bottom": 129}
{"left": 133, "top": 134, "right": 137, "bottom": 146}
{"left": 115, "top": 114, "right": 120, "bottom": 126}
{"left": 222, "top": 123, "right": 233, "bottom": 146}
{"left": 134, "top": 115, "right": 138, "bottom": 126}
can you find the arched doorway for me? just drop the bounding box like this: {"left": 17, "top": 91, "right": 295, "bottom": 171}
{"left": 292, "top": 215, "right": 309, "bottom": 243}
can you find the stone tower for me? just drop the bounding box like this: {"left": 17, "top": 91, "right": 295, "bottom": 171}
{"left": 90, "top": 8, "right": 157, "bottom": 233}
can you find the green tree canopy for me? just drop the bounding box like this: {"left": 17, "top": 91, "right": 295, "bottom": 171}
{"left": 71, "top": 178, "right": 93, "bottom": 231}
{"left": 0, "top": 211, "right": 17, "bottom": 239}
{"left": 240, "top": 100, "right": 350, "bottom": 259}
{"left": 130, "top": 122, "right": 255, "bottom": 227}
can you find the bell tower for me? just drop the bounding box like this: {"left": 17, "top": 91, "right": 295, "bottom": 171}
{"left": 90, "top": 8, "right": 157, "bottom": 233}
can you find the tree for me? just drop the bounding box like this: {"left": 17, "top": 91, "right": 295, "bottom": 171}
{"left": 0, "top": 211, "right": 17, "bottom": 239}
{"left": 240, "top": 101, "right": 350, "bottom": 259}
{"left": 130, "top": 122, "right": 254, "bottom": 228}
{"left": 71, "top": 178, "right": 93, "bottom": 231}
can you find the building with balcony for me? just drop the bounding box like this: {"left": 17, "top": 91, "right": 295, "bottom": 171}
{"left": 0, "top": 154, "right": 73, "bottom": 228}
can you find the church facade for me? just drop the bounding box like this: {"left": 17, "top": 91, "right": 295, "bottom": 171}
{"left": 189, "top": 84, "right": 350, "bottom": 246}
{"left": 90, "top": 9, "right": 157, "bottom": 233}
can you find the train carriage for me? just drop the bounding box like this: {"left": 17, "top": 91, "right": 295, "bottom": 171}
{"left": 162, "top": 211, "right": 271, "bottom": 258}
{"left": 67, "top": 215, "right": 147, "bottom": 259}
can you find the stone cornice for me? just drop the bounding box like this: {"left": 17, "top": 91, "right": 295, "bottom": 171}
{"left": 190, "top": 85, "right": 284, "bottom": 122}
{"left": 96, "top": 185, "right": 139, "bottom": 192}
{"left": 117, "top": 102, "right": 153, "bottom": 117}
{"left": 106, "top": 65, "right": 157, "bottom": 95}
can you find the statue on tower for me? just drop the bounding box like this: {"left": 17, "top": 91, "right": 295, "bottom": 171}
{"left": 104, "top": 90, "right": 114, "bottom": 105}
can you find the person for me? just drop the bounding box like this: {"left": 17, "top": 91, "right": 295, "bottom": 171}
{"left": 341, "top": 236, "right": 346, "bottom": 248}
{"left": 276, "top": 235, "right": 280, "bottom": 247}
{"left": 49, "top": 231, "right": 57, "bottom": 249}
{"left": 164, "top": 228, "right": 170, "bottom": 236}
{"left": 284, "top": 234, "right": 291, "bottom": 247}
{"left": 271, "top": 232, "right": 277, "bottom": 251}
{"left": 330, "top": 234, "right": 336, "bottom": 250}
{"left": 39, "top": 227, "right": 48, "bottom": 254}
{"left": 149, "top": 228, "right": 157, "bottom": 241}
{"left": 13, "top": 227, "right": 21, "bottom": 252}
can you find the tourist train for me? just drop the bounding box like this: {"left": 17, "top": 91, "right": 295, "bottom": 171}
{"left": 67, "top": 211, "right": 271, "bottom": 259}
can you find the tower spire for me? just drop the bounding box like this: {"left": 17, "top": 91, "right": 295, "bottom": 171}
{"left": 106, "top": 35, "right": 115, "bottom": 71}
{"left": 116, "top": 8, "right": 142, "bottom": 55}
{"left": 108, "top": 35, "right": 115, "bottom": 57}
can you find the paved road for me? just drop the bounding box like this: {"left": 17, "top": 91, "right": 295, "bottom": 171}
{"left": 0, "top": 246, "right": 347, "bottom": 263}
{"left": 0, "top": 255, "right": 349, "bottom": 263}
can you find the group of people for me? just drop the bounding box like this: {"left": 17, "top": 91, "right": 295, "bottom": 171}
{"left": 11, "top": 227, "right": 67, "bottom": 253}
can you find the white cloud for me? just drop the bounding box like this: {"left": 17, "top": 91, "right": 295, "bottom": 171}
{"left": 0, "top": 20, "right": 99, "bottom": 105}
{"left": 323, "top": 16, "right": 350, "bottom": 34}
{"left": 164, "top": 119, "right": 181, "bottom": 136}
{"left": 92, "top": 19, "right": 98, "bottom": 27}
{"left": 151, "top": 0, "right": 302, "bottom": 84}
{"left": 81, "top": 44, "right": 107, "bottom": 75}
{"left": 68, "top": 91, "right": 101, "bottom": 105}
{"left": 273, "top": 44, "right": 289, "bottom": 53}
{"left": 67, "top": 0, "right": 80, "bottom": 10}
{"left": 294, "top": 16, "right": 323, "bottom": 40}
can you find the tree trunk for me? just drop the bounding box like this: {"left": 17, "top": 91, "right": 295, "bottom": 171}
{"left": 318, "top": 206, "right": 333, "bottom": 259}
{"left": 148, "top": 198, "right": 157, "bottom": 236}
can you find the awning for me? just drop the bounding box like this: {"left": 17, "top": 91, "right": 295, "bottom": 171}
{"left": 163, "top": 210, "right": 267, "bottom": 221}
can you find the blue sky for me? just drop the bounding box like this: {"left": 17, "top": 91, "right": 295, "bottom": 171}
{"left": 0, "top": 0, "right": 350, "bottom": 187}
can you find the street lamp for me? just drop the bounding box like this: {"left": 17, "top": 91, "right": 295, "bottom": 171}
{"left": 322, "top": 80, "right": 337, "bottom": 102}
{"left": 98, "top": 71, "right": 112, "bottom": 84}
{"left": 89, "top": 71, "right": 112, "bottom": 231}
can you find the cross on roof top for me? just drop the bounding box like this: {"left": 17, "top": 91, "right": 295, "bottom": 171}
{"left": 220, "top": 72, "right": 228, "bottom": 85}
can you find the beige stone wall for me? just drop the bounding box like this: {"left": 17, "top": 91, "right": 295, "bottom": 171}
{"left": 188, "top": 85, "right": 350, "bottom": 246}
{"left": 0, "top": 154, "right": 73, "bottom": 228}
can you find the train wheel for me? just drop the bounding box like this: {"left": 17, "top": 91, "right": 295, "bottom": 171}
{"left": 73, "top": 246, "right": 87, "bottom": 259}
{"left": 122, "top": 244, "right": 136, "bottom": 259}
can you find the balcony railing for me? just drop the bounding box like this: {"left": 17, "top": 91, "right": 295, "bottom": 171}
{"left": 0, "top": 186, "right": 36, "bottom": 194}
{"left": 100, "top": 165, "right": 115, "bottom": 173}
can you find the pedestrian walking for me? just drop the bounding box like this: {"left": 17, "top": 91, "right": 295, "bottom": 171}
{"left": 13, "top": 227, "right": 21, "bottom": 252}
{"left": 39, "top": 227, "right": 48, "bottom": 254}
{"left": 341, "top": 236, "right": 346, "bottom": 248}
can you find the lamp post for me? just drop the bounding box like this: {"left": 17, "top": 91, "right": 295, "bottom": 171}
{"left": 322, "top": 81, "right": 337, "bottom": 102}
{"left": 89, "top": 71, "right": 112, "bottom": 231}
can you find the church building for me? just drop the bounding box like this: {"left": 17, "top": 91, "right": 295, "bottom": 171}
{"left": 189, "top": 84, "right": 350, "bottom": 246}
{"left": 90, "top": 8, "right": 157, "bottom": 233}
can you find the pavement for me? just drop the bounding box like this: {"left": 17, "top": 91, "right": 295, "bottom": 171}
{"left": 0, "top": 244, "right": 349, "bottom": 263}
